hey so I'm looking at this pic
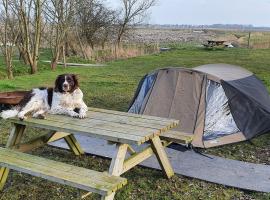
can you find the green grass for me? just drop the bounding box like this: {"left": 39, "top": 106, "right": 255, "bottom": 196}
{"left": 0, "top": 47, "right": 270, "bottom": 199}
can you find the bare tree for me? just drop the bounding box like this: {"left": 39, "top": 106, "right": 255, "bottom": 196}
{"left": 0, "top": 0, "right": 19, "bottom": 79}
{"left": 76, "top": 0, "right": 116, "bottom": 51}
{"left": 10, "top": 0, "right": 43, "bottom": 74}
{"left": 44, "top": 0, "right": 76, "bottom": 70}
{"left": 116, "top": 0, "right": 156, "bottom": 46}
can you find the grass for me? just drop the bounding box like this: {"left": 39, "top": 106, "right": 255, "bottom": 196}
{"left": 0, "top": 46, "right": 270, "bottom": 199}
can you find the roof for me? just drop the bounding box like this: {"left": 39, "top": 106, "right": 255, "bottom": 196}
{"left": 194, "top": 64, "right": 253, "bottom": 81}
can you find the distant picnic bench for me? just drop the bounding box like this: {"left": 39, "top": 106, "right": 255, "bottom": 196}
{"left": 203, "top": 40, "right": 226, "bottom": 48}
{"left": 0, "top": 107, "right": 180, "bottom": 199}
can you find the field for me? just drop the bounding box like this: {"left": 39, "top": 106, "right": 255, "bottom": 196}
{"left": 127, "top": 28, "right": 270, "bottom": 49}
{"left": 0, "top": 45, "right": 270, "bottom": 199}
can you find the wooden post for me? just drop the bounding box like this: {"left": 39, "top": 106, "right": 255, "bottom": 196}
{"left": 64, "top": 134, "right": 84, "bottom": 156}
{"left": 0, "top": 123, "right": 26, "bottom": 190}
{"left": 247, "top": 32, "right": 251, "bottom": 49}
{"left": 102, "top": 144, "right": 128, "bottom": 200}
{"left": 150, "top": 136, "right": 174, "bottom": 179}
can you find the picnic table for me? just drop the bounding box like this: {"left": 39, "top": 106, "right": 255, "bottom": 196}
{"left": 203, "top": 40, "right": 226, "bottom": 48}
{"left": 0, "top": 107, "right": 179, "bottom": 199}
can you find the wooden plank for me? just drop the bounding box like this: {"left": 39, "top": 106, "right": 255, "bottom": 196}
{"left": 122, "top": 140, "right": 173, "bottom": 175}
{"left": 86, "top": 111, "right": 178, "bottom": 130}
{"left": 47, "top": 114, "right": 163, "bottom": 135}
{"left": 0, "top": 150, "right": 124, "bottom": 188}
{"left": 88, "top": 107, "right": 178, "bottom": 124}
{"left": 122, "top": 146, "right": 154, "bottom": 174}
{"left": 150, "top": 136, "right": 174, "bottom": 178}
{"left": 0, "top": 148, "right": 127, "bottom": 196}
{"left": 109, "top": 144, "right": 128, "bottom": 176}
{"left": 8, "top": 118, "right": 145, "bottom": 145}
{"left": 6, "top": 124, "right": 26, "bottom": 148}
{"left": 102, "top": 193, "right": 115, "bottom": 200}
{"left": 9, "top": 118, "right": 145, "bottom": 144}
{"left": 160, "top": 131, "right": 194, "bottom": 144}
{"left": 0, "top": 123, "right": 26, "bottom": 191}
{"left": 127, "top": 145, "right": 136, "bottom": 155}
{"left": 103, "top": 144, "right": 128, "bottom": 200}
{"left": 0, "top": 149, "right": 124, "bottom": 185}
{"left": 44, "top": 109, "right": 179, "bottom": 131}
{"left": 64, "top": 134, "right": 84, "bottom": 156}
{"left": 12, "top": 131, "right": 84, "bottom": 156}
{"left": 45, "top": 115, "right": 160, "bottom": 139}
{"left": 47, "top": 132, "right": 71, "bottom": 143}
{"left": 13, "top": 131, "right": 55, "bottom": 152}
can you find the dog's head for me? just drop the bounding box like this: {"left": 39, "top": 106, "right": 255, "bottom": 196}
{"left": 54, "top": 74, "right": 79, "bottom": 93}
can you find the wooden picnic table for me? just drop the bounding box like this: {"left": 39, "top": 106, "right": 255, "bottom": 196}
{"left": 203, "top": 40, "right": 226, "bottom": 48}
{"left": 0, "top": 107, "right": 179, "bottom": 199}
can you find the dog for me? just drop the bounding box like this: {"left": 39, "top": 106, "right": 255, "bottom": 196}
{"left": 0, "top": 74, "right": 88, "bottom": 120}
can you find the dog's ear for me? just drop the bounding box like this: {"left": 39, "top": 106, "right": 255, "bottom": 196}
{"left": 72, "top": 74, "right": 79, "bottom": 89}
{"left": 54, "top": 75, "right": 61, "bottom": 92}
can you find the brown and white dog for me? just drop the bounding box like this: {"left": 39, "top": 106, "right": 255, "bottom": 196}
{"left": 0, "top": 74, "right": 88, "bottom": 120}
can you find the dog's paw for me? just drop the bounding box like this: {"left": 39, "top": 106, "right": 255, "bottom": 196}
{"left": 33, "top": 114, "right": 46, "bottom": 119}
{"left": 18, "top": 113, "right": 27, "bottom": 121}
{"left": 78, "top": 112, "right": 86, "bottom": 119}
{"left": 71, "top": 112, "right": 80, "bottom": 118}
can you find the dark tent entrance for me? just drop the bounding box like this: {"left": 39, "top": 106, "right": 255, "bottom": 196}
{"left": 129, "top": 64, "right": 270, "bottom": 148}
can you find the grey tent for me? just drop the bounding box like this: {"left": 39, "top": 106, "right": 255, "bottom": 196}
{"left": 128, "top": 64, "right": 270, "bottom": 148}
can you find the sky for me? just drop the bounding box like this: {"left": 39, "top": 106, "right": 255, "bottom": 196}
{"left": 107, "top": 0, "right": 270, "bottom": 27}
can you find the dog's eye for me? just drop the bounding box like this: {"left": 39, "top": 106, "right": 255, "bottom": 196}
{"left": 67, "top": 78, "right": 72, "bottom": 82}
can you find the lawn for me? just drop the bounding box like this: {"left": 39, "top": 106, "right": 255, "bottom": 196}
{"left": 0, "top": 47, "right": 270, "bottom": 199}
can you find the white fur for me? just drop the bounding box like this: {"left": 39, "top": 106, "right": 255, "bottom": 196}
{"left": 1, "top": 109, "right": 19, "bottom": 119}
{"left": 0, "top": 88, "right": 88, "bottom": 120}
{"left": 49, "top": 88, "right": 88, "bottom": 118}
{"left": 63, "top": 75, "right": 70, "bottom": 91}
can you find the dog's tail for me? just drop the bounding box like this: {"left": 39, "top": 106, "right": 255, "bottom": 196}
{"left": 0, "top": 109, "right": 19, "bottom": 119}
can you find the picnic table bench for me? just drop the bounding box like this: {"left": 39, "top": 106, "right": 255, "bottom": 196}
{"left": 0, "top": 107, "right": 179, "bottom": 199}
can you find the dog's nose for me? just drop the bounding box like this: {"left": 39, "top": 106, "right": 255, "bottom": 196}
{"left": 63, "top": 83, "right": 68, "bottom": 88}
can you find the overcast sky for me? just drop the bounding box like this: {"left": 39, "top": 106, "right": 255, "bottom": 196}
{"left": 107, "top": 0, "right": 270, "bottom": 27}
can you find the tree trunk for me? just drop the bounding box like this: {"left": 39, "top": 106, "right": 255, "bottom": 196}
{"left": 18, "top": 0, "right": 41, "bottom": 74}
{"left": 31, "top": 60, "right": 38, "bottom": 74}
{"left": 3, "top": 0, "right": 13, "bottom": 79}
{"left": 18, "top": 47, "right": 30, "bottom": 64}
{"left": 32, "top": 0, "right": 41, "bottom": 74}
{"left": 51, "top": 50, "right": 59, "bottom": 70}
{"left": 62, "top": 45, "right": 67, "bottom": 68}
{"left": 5, "top": 51, "right": 13, "bottom": 79}
{"left": 117, "top": 22, "right": 126, "bottom": 47}
{"left": 76, "top": 31, "right": 88, "bottom": 59}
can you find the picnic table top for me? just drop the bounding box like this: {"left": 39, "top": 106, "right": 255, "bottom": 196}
{"left": 8, "top": 107, "right": 179, "bottom": 145}
{"left": 207, "top": 40, "right": 226, "bottom": 45}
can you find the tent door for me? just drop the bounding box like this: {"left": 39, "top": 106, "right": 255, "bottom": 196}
{"left": 203, "top": 80, "right": 239, "bottom": 140}
{"left": 142, "top": 70, "right": 204, "bottom": 134}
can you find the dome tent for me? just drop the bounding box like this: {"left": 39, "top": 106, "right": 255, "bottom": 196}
{"left": 128, "top": 64, "right": 270, "bottom": 148}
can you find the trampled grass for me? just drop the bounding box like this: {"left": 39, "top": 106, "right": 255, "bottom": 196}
{"left": 0, "top": 46, "right": 270, "bottom": 199}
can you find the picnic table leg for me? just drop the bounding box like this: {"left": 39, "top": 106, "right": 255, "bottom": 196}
{"left": 0, "top": 123, "right": 26, "bottom": 191}
{"left": 101, "top": 143, "right": 128, "bottom": 200}
{"left": 48, "top": 132, "right": 84, "bottom": 156}
{"left": 63, "top": 134, "right": 84, "bottom": 156}
{"left": 150, "top": 136, "right": 174, "bottom": 178}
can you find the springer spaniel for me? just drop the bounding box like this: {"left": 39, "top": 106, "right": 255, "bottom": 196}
{"left": 1, "top": 74, "right": 88, "bottom": 120}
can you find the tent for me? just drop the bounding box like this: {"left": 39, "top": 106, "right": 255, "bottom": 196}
{"left": 128, "top": 64, "right": 270, "bottom": 148}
